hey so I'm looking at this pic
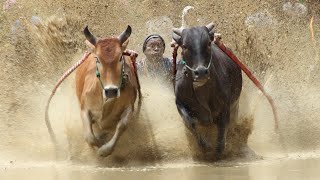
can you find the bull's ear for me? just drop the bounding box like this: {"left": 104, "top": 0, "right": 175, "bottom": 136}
{"left": 121, "top": 39, "right": 129, "bottom": 51}
{"left": 172, "top": 28, "right": 182, "bottom": 45}
{"left": 118, "top": 25, "right": 132, "bottom": 45}
{"left": 206, "top": 22, "right": 215, "bottom": 41}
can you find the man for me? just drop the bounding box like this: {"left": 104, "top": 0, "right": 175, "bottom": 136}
{"left": 138, "top": 34, "right": 172, "bottom": 80}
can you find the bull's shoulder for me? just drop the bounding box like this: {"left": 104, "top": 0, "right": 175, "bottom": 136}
{"left": 76, "top": 55, "right": 97, "bottom": 100}
{"left": 211, "top": 44, "right": 241, "bottom": 73}
{"left": 174, "top": 73, "right": 193, "bottom": 99}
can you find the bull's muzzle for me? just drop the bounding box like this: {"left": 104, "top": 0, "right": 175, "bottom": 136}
{"left": 192, "top": 66, "right": 210, "bottom": 87}
{"left": 104, "top": 86, "right": 120, "bottom": 98}
{"left": 193, "top": 66, "right": 209, "bottom": 81}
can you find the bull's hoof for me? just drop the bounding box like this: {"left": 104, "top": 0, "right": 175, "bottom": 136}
{"left": 85, "top": 135, "right": 101, "bottom": 147}
{"left": 215, "top": 142, "right": 226, "bottom": 160}
{"left": 97, "top": 144, "right": 114, "bottom": 157}
{"left": 198, "top": 137, "right": 213, "bottom": 152}
{"left": 214, "top": 153, "right": 223, "bottom": 161}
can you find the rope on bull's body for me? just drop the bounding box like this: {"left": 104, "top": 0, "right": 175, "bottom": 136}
{"left": 215, "top": 39, "right": 279, "bottom": 131}
{"left": 45, "top": 51, "right": 91, "bottom": 146}
{"left": 171, "top": 44, "right": 179, "bottom": 89}
{"left": 123, "top": 49, "right": 142, "bottom": 101}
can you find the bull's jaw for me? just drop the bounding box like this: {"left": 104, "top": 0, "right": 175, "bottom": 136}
{"left": 192, "top": 79, "right": 208, "bottom": 88}
{"left": 192, "top": 75, "right": 210, "bottom": 88}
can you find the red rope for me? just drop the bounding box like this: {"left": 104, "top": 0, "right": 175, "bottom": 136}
{"left": 45, "top": 51, "right": 91, "bottom": 146}
{"left": 123, "top": 50, "right": 142, "bottom": 99}
{"left": 172, "top": 46, "right": 178, "bottom": 76}
{"left": 123, "top": 50, "right": 138, "bottom": 72}
{"left": 171, "top": 44, "right": 179, "bottom": 89}
{"left": 216, "top": 42, "right": 279, "bottom": 130}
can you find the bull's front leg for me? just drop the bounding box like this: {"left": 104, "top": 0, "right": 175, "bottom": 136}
{"left": 216, "top": 109, "right": 230, "bottom": 159}
{"left": 81, "top": 109, "right": 100, "bottom": 147}
{"left": 176, "top": 98, "right": 211, "bottom": 151}
{"left": 176, "top": 98, "right": 196, "bottom": 132}
{"left": 98, "top": 106, "right": 132, "bottom": 157}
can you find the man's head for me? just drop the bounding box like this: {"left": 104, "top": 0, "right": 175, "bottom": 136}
{"left": 143, "top": 34, "right": 165, "bottom": 58}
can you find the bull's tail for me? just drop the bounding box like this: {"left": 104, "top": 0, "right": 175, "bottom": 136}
{"left": 216, "top": 42, "right": 279, "bottom": 131}
{"left": 45, "top": 52, "right": 91, "bottom": 146}
{"left": 181, "top": 6, "right": 194, "bottom": 29}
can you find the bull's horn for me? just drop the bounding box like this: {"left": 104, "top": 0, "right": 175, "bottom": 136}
{"left": 206, "top": 22, "right": 215, "bottom": 40}
{"left": 173, "top": 28, "right": 182, "bottom": 36}
{"left": 84, "top": 25, "right": 97, "bottom": 46}
{"left": 172, "top": 28, "right": 182, "bottom": 45}
{"left": 206, "top": 22, "right": 215, "bottom": 31}
{"left": 118, "top": 25, "right": 132, "bottom": 45}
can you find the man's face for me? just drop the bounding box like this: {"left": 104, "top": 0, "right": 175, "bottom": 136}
{"left": 144, "top": 38, "right": 165, "bottom": 57}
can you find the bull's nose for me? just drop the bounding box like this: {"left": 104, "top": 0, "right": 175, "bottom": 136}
{"left": 193, "top": 67, "right": 209, "bottom": 79}
{"left": 104, "top": 87, "right": 119, "bottom": 98}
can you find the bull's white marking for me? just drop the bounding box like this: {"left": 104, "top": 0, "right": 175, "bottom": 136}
{"left": 103, "top": 85, "right": 120, "bottom": 99}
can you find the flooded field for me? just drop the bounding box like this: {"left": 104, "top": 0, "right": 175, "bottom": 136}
{"left": 1, "top": 0, "right": 320, "bottom": 179}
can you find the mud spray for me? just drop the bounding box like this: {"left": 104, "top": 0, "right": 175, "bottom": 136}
{"left": 0, "top": 0, "right": 320, "bottom": 172}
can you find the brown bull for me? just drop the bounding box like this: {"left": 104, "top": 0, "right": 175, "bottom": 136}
{"left": 76, "top": 25, "right": 140, "bottom": 157}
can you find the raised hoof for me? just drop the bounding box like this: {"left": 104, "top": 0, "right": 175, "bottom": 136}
{"left": 97, "top": 144, "right": 114, "bottom": 157}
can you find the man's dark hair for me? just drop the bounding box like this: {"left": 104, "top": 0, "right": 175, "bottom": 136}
{"left": 142, "top": 34, "right": 165, "bottom": 52}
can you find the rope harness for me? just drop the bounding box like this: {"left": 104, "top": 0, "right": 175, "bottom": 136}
{"left": 123, "top": 49, "right": 142, "bottom": 99}
{"left": 94, "top": 50, "right": 141, "bottom": 99}
{"left": 94, "top": 56, "right": 125, "bottom": 90}
{"left": 180, "top": 54, "right": 212, "bottom": 72}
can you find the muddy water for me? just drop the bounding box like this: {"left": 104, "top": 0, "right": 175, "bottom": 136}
{"left": 1, "top": 0, "right": 320, "bottom": 179}
{"left": 1, "top": 158, "right": 320, "bottom": 180}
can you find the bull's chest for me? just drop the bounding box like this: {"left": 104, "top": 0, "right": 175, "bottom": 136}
{"left": 90, "top": 99, "right": 125, "bottom": 130}
{"left": 183, "top": 84, "right": 225, "bottom": 121}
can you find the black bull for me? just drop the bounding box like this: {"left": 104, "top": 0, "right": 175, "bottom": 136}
{"left": 172, "top": 23, "right": 242, "bottom": 158}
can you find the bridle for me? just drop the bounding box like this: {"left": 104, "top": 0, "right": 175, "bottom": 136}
{"left": 94, "top": 55, "right": 125, "bottom": 90}
{"left": 180, "top": 49, "right": 213, "bottom": 73}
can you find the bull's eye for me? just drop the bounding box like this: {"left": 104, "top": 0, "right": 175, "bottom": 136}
{"left": 181, "top": 44, "right": 187, "bottom": 50}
